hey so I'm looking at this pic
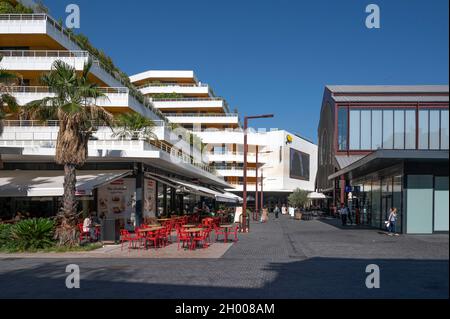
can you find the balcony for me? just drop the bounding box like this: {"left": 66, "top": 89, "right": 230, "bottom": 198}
{"left": 149, "top": 97, "right": 227, "bottom": 110}
{"left": 7, "top": 86, "right": 162, "bottom": 122}
{"left": 0, "top": 14, "right": 81, "bottom": 51}
{"left": 0, "top": 50, "right": 123, "bottom": 88}
{"left": 0, "top": 123, "right": 214, "bottom": 175}
{"left": 138, "top": 83, "right": 210, "bottom": 96}
{"left": 208, "top": 151, "right": 265, "bottom": 163}
{"left": 215, "top": 167, "right": 257, "bottom": 177}
{"left": 165, "top": 113, "right": 239, "bottom": 125}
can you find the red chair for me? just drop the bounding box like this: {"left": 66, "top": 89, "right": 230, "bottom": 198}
{"left": 214, "top": 224, "right": 227, "bottom": 242}
{"left": 229, "top": 224, "right": 239, "bottom": 242}
{"left": 191, "top": 229, "right": 211, "bottom": 249}
{"left": 120, "top": 229, "right": 139, "bottom": 250}
{"left": 145, "top": 230, "right": 160, "bottom": 249}
{"left": 176, "top": 228, "right": 191, "bottom": 250}
{"left": 78, "top": 223, "right": 91, "bottom": 242}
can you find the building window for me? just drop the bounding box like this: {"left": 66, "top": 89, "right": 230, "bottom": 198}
{"left": 383, "top": 110, "right": 394, "bottom": 149}
{"left": 337, "top": 107, "right": 348, "bottom": 150}
{"left": 405, "top": 110, "right": 416, "bottom": 149}
{"left": 394, "top": 110, "right": 405, "bottom": 149}
{"left": 372, "top": 110, "right": 383, "bottom": 150}
{"left": 418, "top": 110, "right": 429, "bottom": 149}
{"left": 429, "top": 110, "right": 440, "bottom": 150}
{"left": 349, "top": 110, "right": 361, "bottom": 150}
{"left": 441, "top": 110, "right": 449, "bottom": 149}
{"left": 361, "top": 110, "right": 372, "bottom": 150}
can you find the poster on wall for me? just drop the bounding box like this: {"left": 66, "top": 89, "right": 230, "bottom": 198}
{"left": 144, "top": 178, "right": 157, "bottom": 218}
{"left": 97, "top": 179, "right": 136, "bottom": 221}
{"left": 289, "top": 148, "right": 310, "bottom": 181}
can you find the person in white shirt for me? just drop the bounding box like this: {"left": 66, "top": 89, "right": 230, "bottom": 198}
{"left": 82, "top": 214, "right": 96, "bottom": 240}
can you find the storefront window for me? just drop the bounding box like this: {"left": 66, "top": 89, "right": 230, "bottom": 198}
{"left": 338, "top": 107, "right": 348, "bottom": 150}
{"left": 371, "top": 179, "right": 381, "bottom": 228}
{"left": 372, "top": 110, "right": 383, "bottom": 150}
{"left": 393, "top": 175, "right": 403, "bottom": 233}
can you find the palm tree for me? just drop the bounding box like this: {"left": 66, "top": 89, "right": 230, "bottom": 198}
{"left": 0, "top": 56, "right": 19, "bottom": 168}
{"left": 26, "top": 60, "right": 113, "bottom": 246}
{"left": 112, "top": 112, "right": 158, "bottom": 142}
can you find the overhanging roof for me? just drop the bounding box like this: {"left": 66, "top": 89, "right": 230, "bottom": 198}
{"left": 329, "top": 150, "right": 449, "bottom": 180}
{"left": 0, "top": 170, "right": 132, "bottom": 197}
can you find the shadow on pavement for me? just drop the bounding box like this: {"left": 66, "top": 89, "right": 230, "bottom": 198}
{"left": 0, "top": 257, "right": 447, "bottom": 299}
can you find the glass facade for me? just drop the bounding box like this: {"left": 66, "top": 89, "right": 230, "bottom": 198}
{"left": 352, "top": 167, "right": 404, "bottom": 232}
{"left": 337, "top": 107, "right": 449, "bottom": 151}
{"left": 338, "top": 108, "right": 348, "bottom": 150}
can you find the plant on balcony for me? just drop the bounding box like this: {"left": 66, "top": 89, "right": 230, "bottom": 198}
{"left": 112, "top": 112, "right": 158, "bottom": 142}
{"left": 151, "top": 92, "right": 184, "bottom": 99}
{"left": 0, "top": 0, "right": 33, "bottom": 14}
{"left": 25, "top": 60, "right": 113, "bottom": 247}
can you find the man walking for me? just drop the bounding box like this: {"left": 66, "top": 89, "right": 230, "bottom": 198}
{"left": 274, "top": 204, "right": 280, "bottom": 220}
{"left": 340, "top": 204, "right": 349, "bottom": 226}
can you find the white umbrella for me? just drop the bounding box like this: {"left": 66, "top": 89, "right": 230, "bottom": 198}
{"left": 307, "top": 192, "right": 327, "bottom": 200}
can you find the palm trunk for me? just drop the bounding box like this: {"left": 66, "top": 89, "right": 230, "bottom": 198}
{"left": 55, "top": 163, "right": 79, "bottom": 246}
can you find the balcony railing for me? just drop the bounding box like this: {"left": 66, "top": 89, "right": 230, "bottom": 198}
{"left": 6, "top": 86, "right": 129, "bottom": 94}
{"left": 0, "top": 14, "right": 79, "bottom": 45}
{"left": 149, "top": 97, "right": 224, "bottom": 102}
{"left": 0, "top": 50, "right": 89, "bottom": 58}
{"left": 1, "top": 120, "right": 166, "bottom": 128}
{"left": 165, "top": 113, "right": 239, "bottom": 117}
{"left": 137, "top": 83, "right": 209, "bottom": 89}
{"left": 0, "top": 125, "right": 214, "bottom": 174}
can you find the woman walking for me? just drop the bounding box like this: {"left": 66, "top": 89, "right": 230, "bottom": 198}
{"left": 387, "top": 208, "right": 399, "bottom": 236}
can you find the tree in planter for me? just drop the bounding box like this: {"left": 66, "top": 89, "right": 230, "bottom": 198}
{"left": 288, "top": 188, "right": 309, "bottom": 210}
{"left": 112, "top": 112, "right": 158, "bottom": 142}
{"left": 25, "top": 60, "right": 113, "bottom": 246}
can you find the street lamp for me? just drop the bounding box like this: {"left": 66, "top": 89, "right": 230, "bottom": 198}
{"left": 253, "top": 149, "right": 273, "bottom": 221}
{"left": 242, "top": 114, "right": 274, "bottom": 233}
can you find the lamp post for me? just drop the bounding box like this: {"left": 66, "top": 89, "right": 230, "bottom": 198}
{"left": 242, "top": 114, "right": 274, "bottom": 233}
{"left": 253, "top": 150, "right": 273, "bottom": 221}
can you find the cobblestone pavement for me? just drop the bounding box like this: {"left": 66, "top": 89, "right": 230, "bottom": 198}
{"left": 0, "top": 215, "right": 448, "bottom": 299}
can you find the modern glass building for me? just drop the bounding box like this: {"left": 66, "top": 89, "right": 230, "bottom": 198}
{"left": 317, "top": 86, "right": 449, "bottom": 234}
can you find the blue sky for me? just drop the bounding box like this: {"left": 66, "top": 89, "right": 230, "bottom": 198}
{"left": 44, "top": 0, "right": 449, "bottom": 143}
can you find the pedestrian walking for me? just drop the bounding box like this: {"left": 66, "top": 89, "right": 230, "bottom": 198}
{"left": 386, "top": 208, "right": 399, "bottom": 236}
{"left": 340, "top": 204, "right": 349, "bottom": 226}
{"left": 274, "top": 204, "right": 280, "bottom": 219}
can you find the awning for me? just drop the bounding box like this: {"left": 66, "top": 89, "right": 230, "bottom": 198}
{"left": 307, "top": 192, "right": 328, "bottom": 200}
{"left": 144, "top": 172, "right": 239, "bottom": 203}
{"left": 0, "top": 170, "right": 132, "bottom": 197}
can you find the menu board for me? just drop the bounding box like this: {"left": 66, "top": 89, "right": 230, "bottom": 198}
{"left": 144, "top": 178, "right": 157, "bottom": 218}
{"left": 97, "top": 178, "right": 136, "bottom": 220}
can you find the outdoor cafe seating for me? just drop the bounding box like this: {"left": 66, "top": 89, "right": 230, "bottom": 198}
{"left": 119, "top": 215, "right": 240, "bottom": 251}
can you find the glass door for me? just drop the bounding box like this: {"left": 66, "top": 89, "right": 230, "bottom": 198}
{"left": 381, "top": 196, "right": 393, "bottom": 227}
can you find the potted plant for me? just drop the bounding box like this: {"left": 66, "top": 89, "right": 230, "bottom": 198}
{"left": 288, "top": 189, "right": 309, "bottom": 220}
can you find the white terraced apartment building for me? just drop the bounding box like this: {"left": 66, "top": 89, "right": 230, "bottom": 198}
{"left": 0, "top": 7, "right": 240, "bottom": 229}
{"left": 130, "top": 70, "right": 318, "bottom": 203}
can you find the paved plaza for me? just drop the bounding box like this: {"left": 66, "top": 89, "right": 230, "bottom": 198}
{"left": 0, "top": 215, "right": 448, "bottom": 299}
